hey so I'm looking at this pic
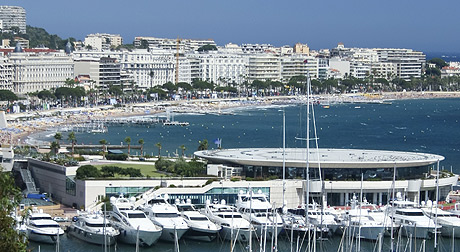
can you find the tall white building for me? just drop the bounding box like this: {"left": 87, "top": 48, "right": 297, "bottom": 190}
{"left": 187, "top": 51, "right": 248, "bottom": 85}
{"left": 134, "top": 36, "right": 216, "bottom": 52}
{"left": 120, "top": 49, "right": 175, "bottom": 89}
{"left": 373, "top": 48, "right": 425, "bottom": 81}
{"left": 84, "top": 33, "right": 123, "bottom": 51}
{"left": 0, "top": 6, "right": 26, "bottom": 33}
{"left": 74, "top": 57, "right": 121, "bottom": 90}
{"left": 10, "top": 51, "right": 74, "bottom": 94}
{"left": 248, "top": 54, "right": 281, "bottom": 82}
{"left": 0, "top": 56, "right": 12, "bottom": 90}
{"left": 280, "top": 55, "right": 310, "bottom": 83}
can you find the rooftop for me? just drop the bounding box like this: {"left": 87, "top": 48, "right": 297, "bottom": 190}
{"left": 194, "top": 148, "right": 444, "bottom": 169}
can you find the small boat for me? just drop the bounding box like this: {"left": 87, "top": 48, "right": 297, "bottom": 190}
{"left": 68, "top": 213, "right": 119, "bottom": 245}
{"left": 423, "top": 207, "right": 460, "bottom": 238}
{"left": 175, "top": 199, "right": 221, "bottom": 241}
{"left": 21, "top": 209, "right": 64, "bottom": 244}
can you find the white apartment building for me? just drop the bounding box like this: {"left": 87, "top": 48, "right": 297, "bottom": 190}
{"left": 0, "top": 56, "right": 12, "bottom": 90}
{"left": 74, "top": 57, "right": 121, "bottom": 90}
{"left": 120, "top": 49, "right": 175, "bottom": 89}
{"left": 374, "top": 48, "right": 425, "bottom": 81}
{"left": 241, "top": 43, "right": 274, "bottom": 54}
{"left": 0, "top": 6, "right": 26, "bottom": 33}
{"left": 10, "top": 51, "right": 73, "bottom": 94}
{"left": 134, "top": 36, "right": 216, "bottom": 52}
{"left": 281, "top": 54, "right": 310, "bottom": 83}
{"left": 187, "top": 51, "right": 248, "bottom": 85}
{"left": 329, "top": 58, "right": 350, "bottom": 79}
{"left": 248, "top": 54, "right": 281, "bottom": 82}
{"left": 84, "top": 33, "right": 123, "bottom": 51}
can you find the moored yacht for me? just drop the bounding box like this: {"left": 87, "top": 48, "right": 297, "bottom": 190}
{"left": 109, "top": 195, "right": 162, "bottom": 246}
{"left": 389, "top": 197, "right": 440, "bottom": 239}
{"left": 235, "top": 190, "right": 283, "bottom": 239}
{"left": 21, "top": 210, "right": 64, "bottom": 244}
{"left": 175, "top": 199, "right": 221, "bottom": 241}
{"left": 339, "top": 208, "right": 386, "bottom": 241}
{"left": 203, "top": 199, "right": 253, "bottom": 242}
{"left": 139, "top": 195, "right": 189, "bottom": 242}
{"left": 423, "top": 206, "right": 460, "bottom": 238}
{"left": 68, "top": 213, "right": 119, "bottom": 245}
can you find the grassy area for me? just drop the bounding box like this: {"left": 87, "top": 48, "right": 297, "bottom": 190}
{"left": 93, "top": 163, "right": 164, "bottom": 177}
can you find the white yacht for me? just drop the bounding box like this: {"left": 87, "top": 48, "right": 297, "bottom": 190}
{"left": 109, "top": 195, "right": 162, "bottom": 246}
{"left": 389, "top": 198, "right": 440, "bottom": 239}
{"left": 235, "top": 190, "right": 283, "bottom": 238}
{"left": 21, "top": 210, "right": 64, "bottom": 244}
{"left": 282, "top": 213, "right": 313, "bottom": 237}
{"left": 423, "top": 207, "right": 460, "bottom": 238}
{"left": 140, "top": 195, "right": 189, "bottom": 242}
{"left": 339, "top": 208, "right": 386, "bottom": 241}
{"left": 203, "top": 200, "right": 253, "bottom": 242}
{"left": 175, "top": 199, "right": 221, "bottom": 241}
{"left": 68, "top": 213, "right": 119, "bottom": 245}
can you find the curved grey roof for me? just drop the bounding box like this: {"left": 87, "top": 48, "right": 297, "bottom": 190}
{"left": 194, "top": 148, "right": 444, "bottom": 169}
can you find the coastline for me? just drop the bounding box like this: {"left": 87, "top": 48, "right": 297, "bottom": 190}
{"left": 6, "top": 91, "right": 460, "bottom": 145}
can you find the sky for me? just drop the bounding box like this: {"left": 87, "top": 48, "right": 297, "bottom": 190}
{"left": 3, "top": 0, "right": 460, "bottom": 53}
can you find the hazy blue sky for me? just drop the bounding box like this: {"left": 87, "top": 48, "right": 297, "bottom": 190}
{"left": 4, "top": 0, "right": 460, "bottom": 52}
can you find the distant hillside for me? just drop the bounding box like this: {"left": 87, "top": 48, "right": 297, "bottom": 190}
{"left": 0, "top": 25, "right": 75, "bottom": 49}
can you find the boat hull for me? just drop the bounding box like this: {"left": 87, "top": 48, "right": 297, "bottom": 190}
{"left": 184, "top": 227, "right": 219, "bottom": 242}
{"left": 117, "top": 228, "right": 161, "bottom": 246}
{"left": 254, "top": 223, "right": 283, "bottom": 238}
{"left": 159, "top": 227, "right": 188, "bottom": 242}
{"left": 400, "top": 225, "right": 436, "bottom": 239}
{"left": 219, "top": 226, "right": 252, "bottom": 242}
{"left": 67, "top": 226, "right": 118, "bottom": 246}
{"left": 27, "top": 230, "right": 64, "bottom": 244}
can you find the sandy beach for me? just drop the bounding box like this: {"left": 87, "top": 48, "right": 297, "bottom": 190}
{"left": 4, "top": 91, "right": 460, "bottom": 145}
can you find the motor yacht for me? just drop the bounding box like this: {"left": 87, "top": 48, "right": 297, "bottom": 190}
{"left": 287, "top": 206, "right": 335, "bottom": 237}
{"left": 423, "top": 206, "right": 460, "bottom": 238}
{"left": 175, "top": 199, "right": 221, "bottom": 241}
{"left": 203, "top": 199, "right": 253, "bottom": 242}
{"left": 338, "top": 208, "right": 386, "bottom": 241}
{"left": 139, "top": 195, "right": 189, "bottom": 242}
{"left": 68, "top": 213, "right": 119, "bottom": 245}
{"left": 109, "top": 195, "right": 162, "bottom": 246}
{"left": 389, "top": 197, "right": 440, "bottom": 239}
{"left": 235, "top": 190, "right": 283, "bottom": 239}
{"left": 21, "top": 209, "right": 64, "bottom": 244}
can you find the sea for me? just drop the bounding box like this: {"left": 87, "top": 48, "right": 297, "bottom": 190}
{"left": 31, "top": 98, "right": 460, "bottom": 172}
{"left": 27, "top": 98, "right": 460, "bottom": 252}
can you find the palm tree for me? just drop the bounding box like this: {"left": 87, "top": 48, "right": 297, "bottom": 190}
{"left": 179, "top": 145, "right": 186, "bottom": 157}
{"left": 50, "top": 141, "right": 60, "bottom": 154}
{"left": 198, "top": 139, "right": 208, "bottom": 151}
{"left": 155, "top": 142, "right": 162, "bottom": 158}
{"left": 67, "top": 131, "right": 77, "bottom": 156}
{"left": 99, "top": 139, "right": 108, "bottom": 159}
{"left": 124, "top": 136, "right": 131, "bottom": 156}
{"left": 138, "top": 139, "right": 145, "bottom": 157}
{"left": 54, "top": 132, "right": 62, "bottom": 144}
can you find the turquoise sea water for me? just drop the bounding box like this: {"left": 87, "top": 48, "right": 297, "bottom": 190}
{"left": 32, "top": 98, "right": 460, "bottom": 172}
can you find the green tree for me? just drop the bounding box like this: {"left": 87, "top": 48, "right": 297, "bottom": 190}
{"left": 138, "top": 139, "right": 145, "bottom": 157}
{"left": 428, "top": 58, "right": 448, "bottom": 69}
{"left": 0, "top": 90, "right": 18, "bottom": 106}
{"left": 75, "top": 165, "right": 101, "bottom": 180}
{"left": 155, "top": 142, "right": 162, "bottom": 158}
{"left": 50, "top": 141, "right": 60, "bottom": 154}
{"left": 37, "top": 90, "right": 56, "bottom": 100}
{"left": 197, "top": 44, "right": 217, "bottom": 52}
{"left": 67, "top": 131, "right": 77, "bottom": 156}
{"left": 54, "top": 132, "right": 62, "bottom": 144}
{"left": 198, "top": 139, "right": 208, "bottom": 151}
{"left": 99, "top": 139, "right": 108, "bottom": 159}
{"left": 179, "top": 145, "right": 186, "bottom": 157}
{"left": 108, "top": 85, "right": 123, "bottom": 98}
{"left": 124, "top": 136, "right": 131, "bottom": 156}
{"left": 0, "top": 168, "right": 27, "bottom": 251}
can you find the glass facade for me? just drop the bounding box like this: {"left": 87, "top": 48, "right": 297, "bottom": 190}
{"left": 166, "top": 187, "right": 270, "bottom": 206}
{"left": 105, "top": 186, "right": 153, "bottom": 198}
{"left": 241, "top": 165, "right": 431, "bottom": 181}
{"left": 65, "top": 177, "right": 76, "bottom": 196}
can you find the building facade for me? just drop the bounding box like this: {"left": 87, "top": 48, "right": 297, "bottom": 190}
{"left": 10, "top": 51, "right": 74, "bottom": 94}
{"left": 0, "top": 6, "right": 26, "bottom": 33}
{"left": 84, "top": 33, "right": 123, "bottom": 51}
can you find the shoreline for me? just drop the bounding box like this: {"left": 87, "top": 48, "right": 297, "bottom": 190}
{"left": 5, "top": 91, "right": 460, "bottom": 145}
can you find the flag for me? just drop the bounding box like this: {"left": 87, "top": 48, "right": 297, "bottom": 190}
{"left": 213, "top": 138, "right": 221, "bottom": 145}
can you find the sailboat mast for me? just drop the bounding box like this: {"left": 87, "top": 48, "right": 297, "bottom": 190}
{"left": 434, "top": 159, "right": 440, "bottom": 251}
{"left": 305, "top": 71, "right": 311, "bottom": 245}
{"left": 282, "top": 109, "right": 286, "bottom": 211}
